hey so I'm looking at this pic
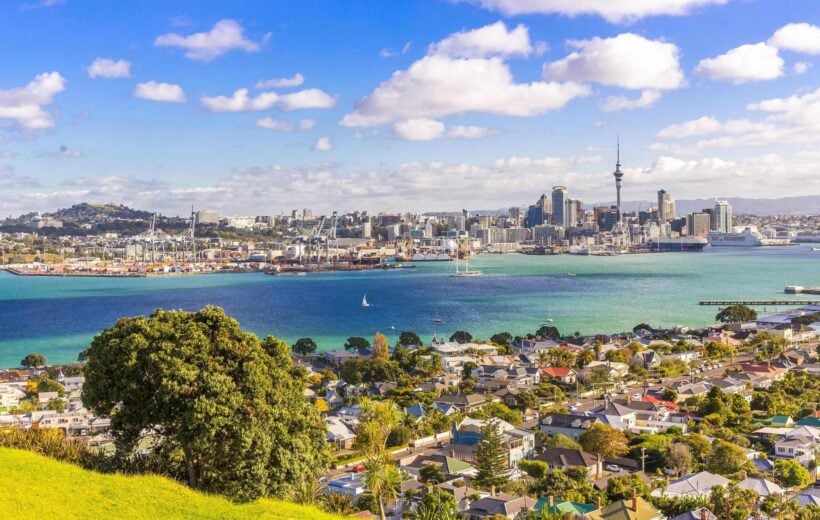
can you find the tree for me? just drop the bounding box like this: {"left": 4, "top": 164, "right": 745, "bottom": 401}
{"left": 540, "top": 433, "right": 582, "bottom": 450}
{"left": 21, "top": 353, "right": 46, "bottom": 368}
{"left": 292, "top": 337, "right": 318, "bottom": 356}
{"left": 515, "top": 391, "right": 539, "bottom": 411}
{"left": 579, "top": 424, "right": 628, "bottom": 458}
{"left": 715, "top": 305, "right": 757, "bottom": 323}
{"left": 633, "top": 323, "right": 652, "bottom": 333}
{"left": 490, "top": 332, "right": 513, "bottom": 346}
{"left": 666, "top": 443, "right": 693, "bottom": 477}
{"left": 662, "top": 387, "right": 678, "bottom": 402}
{"left": 398, "top": 331, "right": 421, "bottom": 347}
{"left": 372, "top": 332, "right": 389, "bottom": 360}
{"left": 709, "top": 484, "right": 756, "bottom": 520}
{"left": 576, "top": 349, "right": 594, "bottom": 368}
{"left": 449, "top": 330, "right": 473, "bottom": 344}
{"left": 707, "top": 440, "right": 751, "bottom": 475}
{"left": 345, "top": 336, "right": 370, "bottom": 351}
{"left": 475, "top": 418, "right": 510, "bottom": 490}
{"left": 606, "top": 473, "right": 650, "bottom": 501}
{"left": 414, "top": 489, "right": 459, "bottom": 520}
{"left": 536, "top": 325, "right": 560, "bottom": 339}
{"left": 321, "top": 492, "right": 357, "bottom": 515}
{"left": 81, "top": 306, "right": 329, "bottom": 501}
{"left": 419, "top": 463, "right": 446, "bottom": 484}
{"left": 774, "top": 458, "right": 812, "bottom": 488}
{"left": 363, "top": 453, "right": 403, "bottom": 520}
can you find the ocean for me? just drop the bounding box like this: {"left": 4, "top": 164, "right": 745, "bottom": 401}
{"left": 0, "top": 245, "right": 817, "bottom": 368}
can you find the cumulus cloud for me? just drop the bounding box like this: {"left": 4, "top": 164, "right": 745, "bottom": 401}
{"left": 393, "top": 118, "right": 446, "bottom": 140}
{"left": 255, "top": 73, "right": 305, "bottom": 89}
{"left": 456, "top": 0, "right": 728, "bottom": 23}
{"left": 201, "top": 87, "right": 335, "bottom": 112}
{"left": 695, "top": 42, "right": 783, "bottom": 83}
{"left": 312, "top": 137, "right": 332, "bottom": 151}
{"left": 601, "top": 90, "right": 661, "bottom": 112}
{"left": 448, "top": 125, "right": 498, "bottom": 139}
{"left": 133, "top": 81, "right": 186, "bottom": 103}
{"left": 87, "top": 58, "right": 131, "bottom": 79}
{"left": 769, "top": 23, "right": 820, "bottom": 55}
{"left": 428, "top": 22, "right": 535, "bottom": 58}
{"left": 0, "top": 71, "right": 66, "bottom": 130}
{"left": 657, "top": 116, "right": 722, "bottom": 138}
{"left": 256, "top": 117, "right": 317, "bottom": 132}
{"left": 793, "top": 62, "right": 812, "bottom": 74}
{"left": 544, "top": 33, "right": 684, "bottom": 90}
{"left": 154, "top": 19, "right": 268, "bottom": 61}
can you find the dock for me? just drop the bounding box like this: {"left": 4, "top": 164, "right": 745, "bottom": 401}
{"left": 698, "top": 300, "right": 820, "bottom": 306}
{"left": 785, "top": 285, "right": 820, "bottom": 295}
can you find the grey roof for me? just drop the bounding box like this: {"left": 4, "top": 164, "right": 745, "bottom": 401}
{"left": 670, "top": 508, "right": 718, "bottom": 520}
{"left": 536, "top": 447, "right": 598, "bottom": 468}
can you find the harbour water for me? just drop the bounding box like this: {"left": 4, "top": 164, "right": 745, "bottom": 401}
{"left": 0, "top": 246, "right": 818, "bottom": 368}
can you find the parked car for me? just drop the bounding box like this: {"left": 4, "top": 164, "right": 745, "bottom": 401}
{"left": 606, "top": 464, "right": 622, "bottom": 472}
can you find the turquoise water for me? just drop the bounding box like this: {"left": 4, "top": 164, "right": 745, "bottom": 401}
{"left": 0, "top": 246, "right": 818, "bottom": 368}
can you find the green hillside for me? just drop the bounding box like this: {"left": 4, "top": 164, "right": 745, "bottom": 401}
{"left": 0, "top": 448, "right": 343, "bottom": 520}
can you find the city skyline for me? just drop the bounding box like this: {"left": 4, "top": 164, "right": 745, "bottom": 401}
{"left": 1, "top": 0, "right": 819, "bottom": 215}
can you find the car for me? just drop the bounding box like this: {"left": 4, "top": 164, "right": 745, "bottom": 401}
{"left": 606, "top": 464, "right": 622, "bottom": 472}
{"left": 631, "top": 393, "right": 642, "bottom": 399}
{"left": 349, "top": 465, "right": 366, "bottom": 473}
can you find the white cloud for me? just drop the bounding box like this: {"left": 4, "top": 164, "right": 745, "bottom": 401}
{"left": 457, "top": 0, "right": 729, "bottom": 23}
{"left": 393, "top": 118, "right": 446, "bottom": 140}
{"left": 256, "top": 117, "right": 317, "bottom": 132}
{"left": 544, "top": 33, "right": 684, "bottom": 90}
{"left": 769, "top": 23, "right": 820, "bottom": 55}
{"left": 201, "top": 87, "right": 335, "bottom": 112}
{"left": 448, "top": 125, "right": 498, "bottom": 138}
{"left": 695, "top": 42, "right": 783, "bottom": 83}
{"left": 21, "top": 0, "right": 64, "bottom": 10}
{"left": 0, "top": 71, "right": 66, "bottom": 130}
{"left": 87, "top": 58, "right": 131, "bottom": 79}
{"left": 342, "top": 55, "right": 589, "bottom": 127}
{"left": 154, "top": 19, "right": 267, "bottom": 61}
{"left": 428, "top": 22, "right": 534, "bottom": 58}
{"left": 601, "top": 90, "right": 662, "bottom": 112}
{"left": 657, "top": 116, "right": 722, "bottom": 138}
{"left": 255, "top": 73, "right": 305, "bottom": 89}
{"left": 312, "top": 137, "right": 332, "bottom": 151}
{"left": 793, "top": 62, "right": 812, "bottom": 74}
{"left": 379, "top": 41, "right": 412, "bottom": 58}
{"left": 133, "top": 81, "right": 186, "bottom": 103}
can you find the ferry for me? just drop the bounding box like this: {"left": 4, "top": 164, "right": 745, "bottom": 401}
{"left": 647, "top": 236, "right": 708, "bottom": 252}
{"left": 708, "top": 226, "right": 792, "bottom": 247}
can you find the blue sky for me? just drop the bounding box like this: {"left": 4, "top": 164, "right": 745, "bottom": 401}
{"left": 0, "top": 0, "right": 819, "bottom": 215}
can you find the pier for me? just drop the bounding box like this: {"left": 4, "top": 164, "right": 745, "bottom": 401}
{"left": 698, "top": 300, "right": 820, "bottom": 306}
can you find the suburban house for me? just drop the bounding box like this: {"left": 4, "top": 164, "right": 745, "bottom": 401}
{"left": 325, "top": 416, "right": 357, "bottom": 450}
{"left": 581, "top": 361, "right": 629, "bottom": 380}
{"left": 535, "top": 447, "right": 602, "bottom": 479}
{"left": 466, "top": 493, "right": 538, "bottom": 519}
{"left": 737, "top": 477, "right": 783, "bottom": 498}
{"left": 451, "top": 418, "right": 535, "bottom": 476}
{"left": 651, "top": 471, "right": 729, "bottom": 499}
{"left": 588, "top": 492, "right": 665, "bottom": 520}
{"left": 540, "top": 413, "right": 602, "bottom": 440}
{"left": 433, "top": 393, "right": 488, "bottom": 414}
{"left": 541, "top": 366, "right": 577, "bottom": 384}
{"left": 774, "top": 425, "right": 819, "bottom": 465}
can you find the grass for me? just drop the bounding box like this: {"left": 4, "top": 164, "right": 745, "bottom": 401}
{"left": 0, "top": 448, "right": 343, "bottom": 520}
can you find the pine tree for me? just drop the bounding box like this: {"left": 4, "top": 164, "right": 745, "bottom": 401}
{"left": 475, "top": 418, "right": 510, "bottom": 490}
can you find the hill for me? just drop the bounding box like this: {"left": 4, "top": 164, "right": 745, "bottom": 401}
{"left": 48, "top": 202, "right": 155, "bottom": 223}
{"left": 0, "top": 448, "right": 342, "bottom": 520}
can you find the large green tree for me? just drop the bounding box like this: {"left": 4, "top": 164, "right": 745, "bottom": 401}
{"left": 475, "top": 418, "right": 510, "bottom": 490}
{"left": 715, "top": 305, "right": 757, "bottom": 323}
{"left": 398, "top": 331, "right": 422, "bottom": 347}
{"left": 81, "top": 306, "right": 328, "bottom": 501}
{"left": 449, "top": 330, "right": 473, "bottom": 344}
{"left": 344, "top": 336, "right": 370, "bottom": 351}
{"left": 21, "top": 353, "right": 46, "bottom": 368}
{"left": 292, "top": 337, "right": 318, "bottom": 355}
{"left": 579, "top": 424, "right": 628, "bottom": 458}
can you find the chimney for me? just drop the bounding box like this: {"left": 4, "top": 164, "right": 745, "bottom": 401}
{"left": 490, "top": 485, "right": 496, "bottom": 497}
{"left": 596, "top": 453, "right": 602, "bottom": 480}
{"left": 700, "top": 508, "right": 708, "bottom": 520}
{"left": 631, "top": 488, "right": 637, "bottom": 512}
{"left": 595, "top": 496, "right": 601, "bottom": 510}
{"left": 738, "top": 470, "right": 747, "bottom": 481}
{"left": 549, "top": 496, "right": 554, "bottom": 507}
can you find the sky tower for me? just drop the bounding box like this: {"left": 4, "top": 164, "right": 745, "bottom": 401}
{"left": 613, "top": 137, "right": 624, "bottom": 222}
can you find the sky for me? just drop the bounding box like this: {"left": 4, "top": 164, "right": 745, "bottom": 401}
{"left": 0, "top": 0, "right": 819, "bottom": 216}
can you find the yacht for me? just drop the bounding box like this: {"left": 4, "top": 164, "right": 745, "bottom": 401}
{"left": 708, "top": 226, "right": 792, "bottom": 247}
{"left": 451, "top": 254, "right": 482, "bottom": 277}
{"left": 362, "top": 294, "right": 371, "bottom": 307}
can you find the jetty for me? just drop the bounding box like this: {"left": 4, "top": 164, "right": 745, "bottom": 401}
{"left": 785, "top": 285, "right": 820, "bottom": 295}
{"left": 698, "top": 299, "right": 820, "bottom": 306}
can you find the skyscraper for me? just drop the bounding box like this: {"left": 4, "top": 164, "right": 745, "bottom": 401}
{"left": 565, "top": 198, "right": 578, "bottom": 229}
{"left": 613, "top": 139, "right": 624, "bottom": 222}
{"left": 552, "top": 186, "right": 567, "bottom": 229}
{"left": 714, "top": 200, "right": 733, "bottom": 232}
{"left": 657, "top": 190, "right": 675, "bottom": 222}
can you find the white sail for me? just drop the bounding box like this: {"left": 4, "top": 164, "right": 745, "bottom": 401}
{"left": 362, "top": 294, "right": 370, "bottom": 307}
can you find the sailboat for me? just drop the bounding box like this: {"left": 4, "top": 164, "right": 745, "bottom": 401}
{"left": 362, "top": 294, "right": 371, "bottom": 307}
{"left": 545, "top": 305, "right": 554, "bottom": 323}
{"left": 450, "top": 249, "right": 482, "bottom": 277}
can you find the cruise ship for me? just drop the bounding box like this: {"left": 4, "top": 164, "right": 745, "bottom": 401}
{"left": 647, "top": 236, "right": 708, "bottom": 252}
{"left": 708, "top": 226, "right": 792, "bottom": 247}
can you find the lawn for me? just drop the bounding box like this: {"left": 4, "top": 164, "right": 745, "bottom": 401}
{"left": 0, "top": 448, "right": 343, "bottom": 519}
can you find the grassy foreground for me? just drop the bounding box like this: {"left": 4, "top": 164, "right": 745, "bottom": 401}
{"left": 0, "top": 448, "right": 343, "bottom": 519}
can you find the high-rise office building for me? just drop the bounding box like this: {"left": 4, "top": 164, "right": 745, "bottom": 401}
{"left": 657, "top": 190, "right": 675, "bottom": 222}
{"left": 687, "top": 212, "right": 711, "bottom": 237}
{"left": 195, "top": 210, "right": 219, "bottom": 225}
{"left": 714, "top": 200, "right": 733, "bottom": 233}
{"left": 303, "top": 208, "right": 314, "bottom": 219}
{"left": 565, "top": 198, "right": 578, "bottom": 229}
{"left": 552, "top": 186, "right": 567, "bottom": 229}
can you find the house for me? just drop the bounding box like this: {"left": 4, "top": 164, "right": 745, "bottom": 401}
{"left": 766, "top": 415, "right": 794, "bottom": 427}
{"left": 669, "top": 508, "right": 718, "bottom": 520}
{"left": 651, "top": 471, "right": 729, "bottom": 499}
{"left": 451, "top": 418, "right": 535, "bottom": 476}
{"left": 593, "top": 402, "right": 637, "bottom": 431}
{"left": 581, "top": 361, "right": 629, "bottom": 380}
{"left": 32, "top": 410, "right": 92, "bottom": 434}
{"left": 790, "top": 486, "right": 820, "bottom": 507}
{"left": 703, "top": 377, "right": 746, "bottom": 395}
{"left": 587, "top": 492, "right": 665, "bottom": 520}
{"left": 37, "top": 391, "right": 59, "bottom": 405}
{"left": 541, "top": 366, "right": 577, "bottom": 384}
{"left": 401, "top": 454, "right": 478, "bottom": 479}
{"left": 774, "top": 425, "right": 818, "bottom": 465}
{"left": 675, "top": 382, "right": 711, "bottom": 400}
{"left": 326, "top": 471, "right": 367, "bottom": 497}
{"left": 535, "top": 447, "right": 602, "bottom": 479}
{"left": 433, "top": 393, "right": 487, "bottom": 414}
{"left": 494, "top": 387, "right": 521, "bottom": 407}
{"left": 475, "top": 365, "right": 538, "bottom": 385}
{"left": 0, "top": 383, "right": 26, "bottom": 412}
{"left": 540, "top": 413, "right": 602, "bottom": 440}
{"left": 466, "top": 493, "right": 537, "bottom": 519}
{"left": 59, "top": 376, "right": 85, "bottom": 393}
{"left": 632, "top": 350, "right": 661, "bottom": 369}
{"left": 533, "top": 496, "right": 597, "bottom": 517}
{"left": 326, "top": 416, "right": 357, "bottom": 450}
{"left": 737, "top": 477, "right": 783, "bottom": 498}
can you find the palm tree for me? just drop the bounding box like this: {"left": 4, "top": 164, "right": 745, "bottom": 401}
{"left": 321, "top": 491, "right": 358, "bottom": 515}
{"left": 364, "top": 453, "right": 403, "bottom": 520}
{"left": 576, "top": 348, "right": 594, "bottom": 368}
{"left": 288, "top": 478, "right": 322, "bottom": 505}
{"left": 537, "top": 351, "right": 550, "bottom": 369}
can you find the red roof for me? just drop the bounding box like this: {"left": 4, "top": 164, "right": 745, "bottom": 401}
{"left": 542, "top": 366, "right": 573, "bottom": 377}
{"left": 740, "top": 363, "right": 783, "bottom": 374}
{"left": 641, "top": 394, "right": 679, "bottom": 411}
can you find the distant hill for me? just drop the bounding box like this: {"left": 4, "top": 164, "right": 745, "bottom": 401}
{"left": 0, "top": 448, "right": 341, "bottom": 520}
{"left": 48, "top": 203, "right": 154, "bottom": 223}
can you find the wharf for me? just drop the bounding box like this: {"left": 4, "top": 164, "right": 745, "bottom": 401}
{"left": 785, "top": 285, "right": 820, "bottom": 295}
{"left": 699, "top": 299, "right": 819, "bottom": 306}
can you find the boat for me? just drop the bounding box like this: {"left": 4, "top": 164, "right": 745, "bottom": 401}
{"left": 450, "top": 244, "right": 482, "bottom": 277}
{"left": 708, "top": 226, "right": 792, "bottom": 247}
{"left": 648, "top": 236, "right": 708, "bottom": 251}
{"left": 362, "top": 294, "right": 371, "bottom": 307}
{"left": 566, "top": 273, "right": 576, "bottom": 277}
{"left": 812, "top": 247, "right": 820, "bottom": 252}
{"left": 544, "top": 305, "right": 554, "bottom": 323}
{"left": 433, "top": 318, "right": 443, "bottom": 324}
